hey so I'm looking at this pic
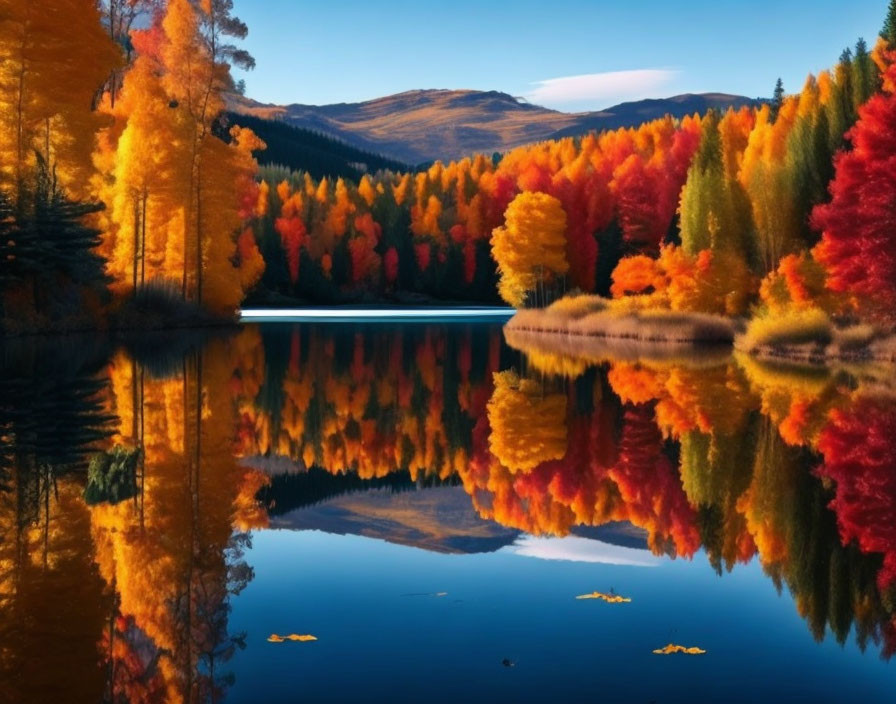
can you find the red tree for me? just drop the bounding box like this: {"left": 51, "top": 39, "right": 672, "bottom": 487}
{"left": 811, "top": 57, "right": 896, "bottom": 322}
{"left": 816, "top": 398, "right": 896, "bottom": 591}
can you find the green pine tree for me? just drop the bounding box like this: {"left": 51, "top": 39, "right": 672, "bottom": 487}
{"left": 882, "top": 0, "right": 896, "bottom": 46}
{"left": 770, "top": 78, "right": 785, "bottom": 122}
{"left": 851, "top": 38, "right": 879, "bottom": 111}
{"left": 679, "top": 110, "right": 753, "bottom": 261}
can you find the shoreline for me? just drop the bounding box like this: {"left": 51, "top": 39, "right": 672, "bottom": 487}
{"left": 504, "top": 307, "right": 896, "bottom": 368}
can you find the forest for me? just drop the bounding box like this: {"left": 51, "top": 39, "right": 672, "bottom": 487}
{"left": 246, "top": 9, "right": 896, "bottom": 336}
{"left": 2, "top": 2, "right": 895, "bottom": 334}
{"left": 0, "top": 0, "right": 266, "bottom": 332}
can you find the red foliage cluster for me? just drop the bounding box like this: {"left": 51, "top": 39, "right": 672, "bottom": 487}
{"left": 816, "top": 398, "right": 896, "bottom": 590}
{"left": 812, "top": 58, "right": 896, "bottom": 321}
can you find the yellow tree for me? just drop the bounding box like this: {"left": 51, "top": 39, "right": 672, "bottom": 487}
{"left": 0, "top": 0, "right": 119, "bottom": 197}
{"left": 106, "top": 53, "right": 186, "bottom": 292}
{"left": 739, "top": 99, "right": 801, "bottom": 273}
{"left": 491, "top": 191, "right": 568, "bottom": 307}
{"left": 160, "top": 0, "right": 256, "bottom": 307}
{"left": 97, "top": 1, "right": 162, "bottom": 107}
{"left": 95, "top": 0, "right": 263, "bottom": 311}
{"left": 487, "top": 370, "right": 568, "bottom": 473}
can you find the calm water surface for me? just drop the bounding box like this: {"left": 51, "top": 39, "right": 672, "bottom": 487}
{"left": 1, "top": 321, "right": 894, "bottom": 703}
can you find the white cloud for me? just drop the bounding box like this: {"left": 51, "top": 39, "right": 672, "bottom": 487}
{"left": 526, "top": 69, "right": 679, "bottom": 108}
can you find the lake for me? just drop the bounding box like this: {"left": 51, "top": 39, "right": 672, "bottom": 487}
{"left": 1, "top": 320, "right": 894, "bottom": 703}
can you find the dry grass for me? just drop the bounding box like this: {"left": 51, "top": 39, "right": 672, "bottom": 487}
{"left": 597, "top": 309, "right": 736, "bottom": 342}
{"left": 740, "top": 308, "right": 833, "bottom": 350}
{"left": 512, "top": 296, "right": 896, "bottom": 370}
{"left": 508, "top": 306, "right": 734, "bottom": 343}
{"left": 510, "top": 305, "right": 735, "bottom": 344}
{"left": 544, "top": 294, "right": 610, "bottom": 320}
{"left": 737, "top": 307, "right": 896, "bottom": 365}
{"left": 505, "top": 326, "right": 734, "bottom": 370}
{"left": 834, "top": 323, "right": 878, "bottom": 350}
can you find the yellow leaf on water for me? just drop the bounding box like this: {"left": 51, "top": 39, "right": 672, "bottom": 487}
{"left": 652, "top": 643, "right": 706, "bottom": 655}
{"left": 575, "top": 591, "right": 631, "bottom": 603}
{"left": 268, "top": 633, "right": 317, "bottom": 643}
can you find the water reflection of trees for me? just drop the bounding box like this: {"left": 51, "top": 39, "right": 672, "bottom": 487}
{"left": 94, "top": 339, "right": 267, "bottom": 702}
{"left": 0, "top": 334, "right": 268, "bottom": 703}
{"left": 234, "top": 324, "right": 507, "bottom": 480}
{"left": 0, "top": 337, "right": 116, "bottom": 702}
{"left": 234, "top": 324, "right": 896, "bottom": 659}
{"left": 2, "top": 321, "right": 896, "bottom": 696}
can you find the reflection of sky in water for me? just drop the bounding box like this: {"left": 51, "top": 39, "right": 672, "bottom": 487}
{"left": 229, "top": 529, "right": 894, "bottom": 704}
{"left": 4, "top": 322, "right": 896, "bottom": 702}
{"left": 507, "top": 535, "right": 660, "bottom": 567}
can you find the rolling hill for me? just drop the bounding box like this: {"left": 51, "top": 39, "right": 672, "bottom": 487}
{"left": 230, "top": 90, "right": 763, "bottom": 166}
{"left": 220, "top": 110, "right": 410, "bottom": 179}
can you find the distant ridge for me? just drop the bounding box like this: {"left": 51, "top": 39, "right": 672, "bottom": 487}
{"left": 221, "top": 110, "right": 410, "bottom": 179}
{"left": 230, "top": 89, "right": 763, "bottom": 166}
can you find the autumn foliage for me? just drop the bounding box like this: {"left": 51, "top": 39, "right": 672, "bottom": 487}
{"left": 812, "top": 55, "right": 896, "bottom": 323}
{"left": 0, "top": 0, "right": 266, "bottom": 329}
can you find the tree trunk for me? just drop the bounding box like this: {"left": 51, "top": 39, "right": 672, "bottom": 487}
{"left": 141, "top": 189, "right": 147, "bottom": 286}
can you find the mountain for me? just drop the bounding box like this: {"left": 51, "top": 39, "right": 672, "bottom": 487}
{"left": 220, "top": 110, "right": 410, "bottom": 179}
{"left": 230, "top": 89, "right": 763, "bottom": 166}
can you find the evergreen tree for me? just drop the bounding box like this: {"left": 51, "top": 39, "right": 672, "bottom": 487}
{"left": 770, "top": 78, "right": 785, "bottom": 122}
{"left": 27, "top": 156, "right": 108, "bottom": 292}
{"left": 836, "top": 48, "right": 857, "bottom": 126}
{"left": 1, "top": 157, "right": 108, "bottom": 320}
{"left": 679, "top": 110, "right": 752, "bottom": 261}
{"left": 882, "top": 0, "right": 896, "bottom": 47}
{"left": 851, "top": 38, "right": 878, "bottom": 111}
{"left": 680, "top": 111, "right": 724, "bottom": 254}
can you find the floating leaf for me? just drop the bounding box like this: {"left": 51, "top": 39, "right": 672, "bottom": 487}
{"left": 652, "top": 643, "right": 706, "bottom": 655}
{"left": 268, "top": 633, "right": 317, "bottom": 643}
{"left": 575, "top": 591, "right": 631, "bottom": 603}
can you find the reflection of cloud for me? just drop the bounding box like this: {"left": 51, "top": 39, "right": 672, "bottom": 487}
{"left": 526, "top": 69, "right": 679, "bottom": 107}
{"left": 508, "top": 535, "right": 660, "bottom": 567}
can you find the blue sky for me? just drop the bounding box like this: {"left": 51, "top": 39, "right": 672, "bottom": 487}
{"left": 231, "top": 0, "right": 889, "bottom": 111}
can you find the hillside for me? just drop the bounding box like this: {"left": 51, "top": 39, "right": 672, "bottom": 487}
{"left": 230, "top": 89, "right": 762, "bottom": 165}
{"left": 221, "top": 111, "right": 410, "bottom": 179}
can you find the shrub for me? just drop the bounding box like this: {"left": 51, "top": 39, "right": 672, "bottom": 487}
{"left": 545, "top": 294, "right": 609, "bottom": 319}
{"left": 742, "top": 307, "right": 833, "bottom": 349}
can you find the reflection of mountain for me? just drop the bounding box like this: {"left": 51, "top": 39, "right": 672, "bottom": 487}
{"left": 570, "top": 523, "right": 650, "bottom": 551}
{"left": 256, "top": 465, "right": 422, "bottom": 514}
{"left": 260, "top": 466, "right": 652, "bottom": 557}
{"left": 271, "top": 484, "right": 519, "bottom": 554}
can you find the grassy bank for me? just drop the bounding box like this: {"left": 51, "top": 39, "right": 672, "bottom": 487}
{"left": 507, "top": 295, "right": 736, "bottom": 345}
{"left": 1, "top": 282, "right": 236, "bottom": 339}
{"left": 736, "top": 308, "right": 896, "bottom": 364}
{"left": 506, "top": 294, "right": 896, "bottom": 368}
